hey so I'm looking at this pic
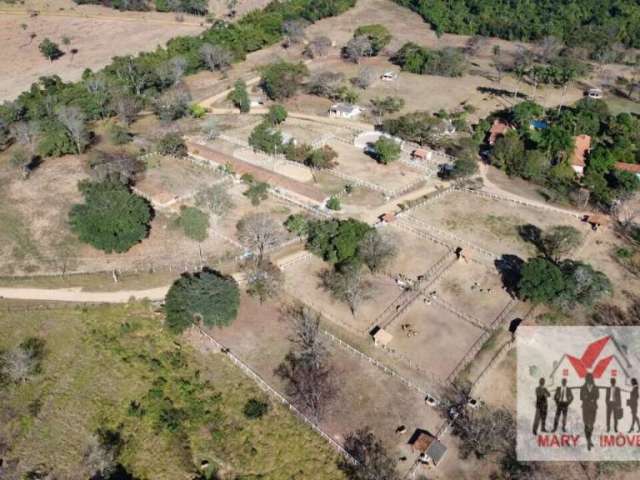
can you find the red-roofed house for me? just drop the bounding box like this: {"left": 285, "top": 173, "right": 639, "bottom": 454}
{"left": 570, "top": 134, "right": 591, "bottom": 176}
{"left": 614, "top": 162, "right": 640, "bottom": 180}
{"left": 488, "top": 119, "right": 510, "bottom": 145}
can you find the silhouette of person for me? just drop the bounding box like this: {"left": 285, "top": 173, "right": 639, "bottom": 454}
{"left": 606, "top": 378, "right": 622, "bottom": 432}
{"left": 533, "top": 377, "right": 550, "bottom": 435}
{"left": 628, "top": 378, "right": 639, "bottom": 433}
{"left": 552, "top": 378, "right": 574, "bottom": 432}
{"left": 580, "top": 373, "right": 599, "bottom": 451}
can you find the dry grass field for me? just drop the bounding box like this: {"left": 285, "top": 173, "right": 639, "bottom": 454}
{"left": 207, "top": 294, "right": 444, "bottom": 473}
{"left": 408, "top": 190, "right": 589, "bottom": 258}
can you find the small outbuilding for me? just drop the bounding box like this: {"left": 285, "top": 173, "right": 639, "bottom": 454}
{"left": 329, "top": 103, "right": 363, "bottom": 119}
{"left": 412, "top": 148, "right": 432, "bottom": 160}
{"left": 570, "top": 134, "right": 591, "bottom": 177}
{"left": 583, "top": 213, "right": 608, "bottom": 231}
{"left": 488, "top": 118, "right": 510, "bottom": 145}
{"left": 409, "top": 430, "right": 448, "bottom": 467}
{"left": 614, "top": 161, "right": 640, "bottom": 180}
{"left": 370, "top": 326, "right": 393, "bottom": 347}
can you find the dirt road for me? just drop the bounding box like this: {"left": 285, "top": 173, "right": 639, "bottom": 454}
{"left": 0, "top": 286, "right": 169, "bottom": 303}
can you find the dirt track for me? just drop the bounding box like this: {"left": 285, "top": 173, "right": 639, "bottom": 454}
{"left": 0, "top": 286, "right": 168, "bottom": 303}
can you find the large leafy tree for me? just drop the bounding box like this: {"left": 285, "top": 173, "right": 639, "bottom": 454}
{"left": 69, "top": 180, "right": 152, "bottom": 253}
{"left": 517, "top": 257, "right": 565, "bottom": 304}
{"left": 353, "top": 24, "right": 391, "bottom": 55}
{"left": 260, "top": 61, "right": 309, "bottom": 100}
{"left": 307, "top": 218, "right": 372, "bottom": 265}
{"left": 164, "top": 270, "right": 240, "bottom": 333}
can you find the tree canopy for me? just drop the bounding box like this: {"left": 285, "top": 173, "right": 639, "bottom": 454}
{"left": 353, "top": 24, "right": 391, "bottom": 55}
{"left": 260, "top": 61, "right": 309, "bottom": 100}
{"left": 306, "top": 218, "right": 372, "bottom": 265}
{"left": 394, "top": 0, "right": 640, "bottom": 52}
{"left": 164, "top": 270, "right": 240, "bottom": 333}
{"left": 69, "top": 179, "right": 152, "bottom": 253}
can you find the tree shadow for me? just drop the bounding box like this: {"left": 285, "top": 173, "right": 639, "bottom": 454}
{"left": 517, "top": 224, "right": 544, "bottom": 254}
{"left": 93, "top": 464, "right": 139, "bottom": 480}
{"left": 494, "top": 254, "right": 525, "bottom": 298}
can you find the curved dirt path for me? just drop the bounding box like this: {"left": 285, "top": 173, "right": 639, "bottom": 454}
{"left": 0, "top": 286, "right": 169, "bottom": 303}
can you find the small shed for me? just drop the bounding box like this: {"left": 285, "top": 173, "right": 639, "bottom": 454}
{"left": 379, "top": 212, "right": 396, "bottom": 224}
{"left": 583, "top": 213, "right": 608, "bottom": 231}
{"left": 370, "top": 326, "right": 393, "bottom": 347}
{"left": 329, "top": 103, "right": 363, "bottom": 119}
{"left": 614, "top": 161, "right": 640, "bottom": 180}
{"left": 409, "top": 430, "right": 448, "bottom": 466}
{"left": 488, "top": 118, "right": 510, "bottom": 145}
{"left": 412, "top": 148, "right": 432, "bottom": 160}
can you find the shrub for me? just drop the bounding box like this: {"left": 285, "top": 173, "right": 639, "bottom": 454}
{"left": 353, "top": 24, "right": 391, "bottom": 55}
{"left": 370, "top": 137, "right": 401, "bottom": 164}
{"left": 326, "top": 195, "right": 341, "bottom": 210}
{"left": 157, "top": 132, "right": 187, "bottom": 157}
{"left": 69, "top": 179, "right": 152, "bottom": 253}
{"left": 164, "top": 270, "right": 240, "bottom": 333}
{"left": 228, "top": 80, "right": 250, "bottom": 113}
{"left": 108, "top": 123, "right": 133, "bottom": 145}
{"left": 38, "top": 38, "right": 63, "bottom": 61}
{"left": 243, "top": 398, "right": 269, "bottom": 419}
{"left": 176, "top": 206, "right": 209, "bottom": 242}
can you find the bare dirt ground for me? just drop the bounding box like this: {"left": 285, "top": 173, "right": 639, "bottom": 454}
{"left": 434, "top": 259, "right": 513, "bottom": 327}
{"left": 206, "top": 294, "right": 443, "bottom": 471}
{"left": 386, "top": 300, "right": 485, "bottom": 382}
{"left": 325, "top": 138, "right": 424, "bottom": 193}
{"left": 382, "top": 224, "right": 450, "bottom": 279}
{"left": 283, "top": 254, "right": 404, "bottom": 334}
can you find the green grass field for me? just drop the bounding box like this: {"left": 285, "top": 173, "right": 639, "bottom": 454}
{"left": 0, "top": 302, "right": 345, "bottom": 480}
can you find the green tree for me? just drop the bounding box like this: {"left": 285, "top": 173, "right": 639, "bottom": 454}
{"left": 557, "top": 260, "right": 612, "bottom": 309}
{"left": 39, "top": 38, "right": 63, "bottom": 62}
{"left": 176, "top": 206, "right": 209, "bottom": 242}
{"left": 284, "top": 213, "right": 309, "bottom": 236}
{"left": 371, "top": 136, "right": 401, "bottom": 164}
{"left": 518, "top": 257, "right": 565, "bottom": 304}
{"left": 228, "top": 80, "right": 250, "bottom": 113}
{"left": 248, "top": 122, "right": 283, "bottom": 154}
{"left": 265, "top": 104, "right": 287, "bottom": 125}
{"left": 307, "top": 218, "right": 372, "bottom": 264}
{"left": 243, "top": 180, "right": 269, "bottom": 206}
{"left": 490, "top": 131, "right": 525, "bottom": 171}
{"left": 164, "top": 270, "right": 240, "bottom": 333}
{"left": 260, "top": 61, "right": 309, "bottom": 100}
{"left": 69, "top": 180, "right": 152, "bottom": 253}
{"left": 382, "top": 111, "right": 441, "bottom": 144}
{"left": 326, "top": 195, "right": 341, "bottom": 210}
{"left": 369, "top": 96, "right": 405, "bottom": 123}
{"left": 353, "top": 24, "right": 392, "bottom": 55}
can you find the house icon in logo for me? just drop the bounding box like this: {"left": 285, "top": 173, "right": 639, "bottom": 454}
{"left": 548, "top": 336, "right": 633, "bottom": 387}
